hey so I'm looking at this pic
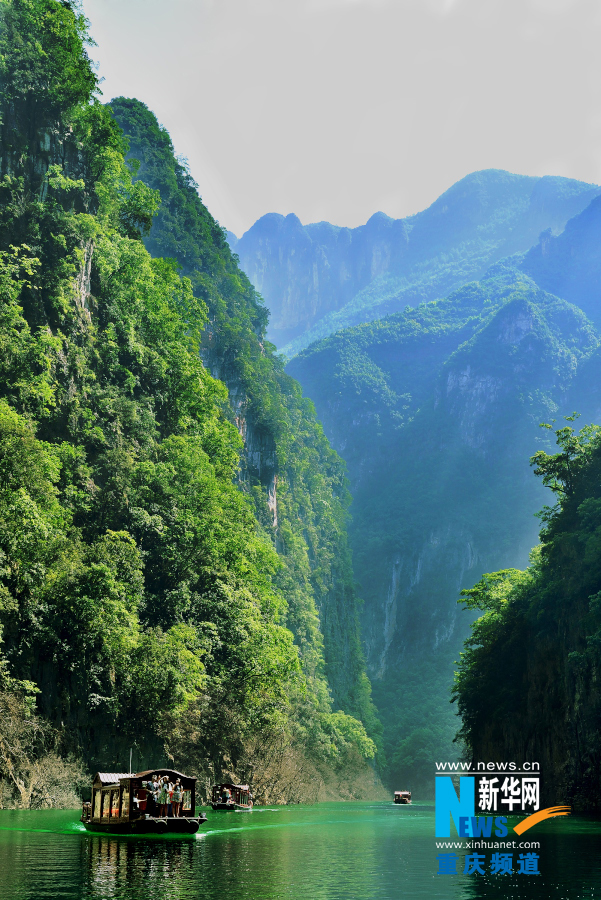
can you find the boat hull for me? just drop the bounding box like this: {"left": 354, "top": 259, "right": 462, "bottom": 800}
{"left": 82, "top": 815, "right": 207, "bottom": 835}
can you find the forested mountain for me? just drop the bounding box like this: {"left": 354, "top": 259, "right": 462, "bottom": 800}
{"left": 287, "top": 263, "right": 600, "bottom": 793}
{"left": 107, "top": 97, "right": 377, "bottom": 740}
{"left": 0, "top": 0, "right": 380, "bottom": 806}
{"left": 231, "top": 171, "right": 600, "bottom": 355}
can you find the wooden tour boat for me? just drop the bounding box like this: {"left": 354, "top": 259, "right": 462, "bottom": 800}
{"left": 211, "top": 782, "right": 253, "bottom": 810}
{"left": 394, "top": 791, "right": 412, "bottom": 804}
{"left": 80, "top": 768, "right": 207, "bottom": 834}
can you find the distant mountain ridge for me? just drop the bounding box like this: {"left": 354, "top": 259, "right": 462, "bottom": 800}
{"left": 230, "top": 170, "right": 600, "bottom": 355}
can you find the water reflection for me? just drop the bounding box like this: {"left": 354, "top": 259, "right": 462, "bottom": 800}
{"left": 0, "top": 805, "right": 599, "bottom": 900}
{"left": 85, "top": 837, "right": 195, "bottom": 900}
{"left": 82, "top": 815, "right": 383, "bottom": 900}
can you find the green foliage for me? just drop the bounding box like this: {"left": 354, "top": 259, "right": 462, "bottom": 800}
{"left": 0, "top": 0, "right": 97, "bottom": 139}
{"left": 324, "top": 712, "right": 377, "bottom": 760}
{"left": 0, "top": 0, "right": 377, "bottom": 780}
{"left": 453, "top": 420, "right": 601, "bottom": 805}
{"left": 459, "top": 568, "right": 532, "bottom": 612}
{"left": 530, "top": 416, "right": 601, "bottom": 500}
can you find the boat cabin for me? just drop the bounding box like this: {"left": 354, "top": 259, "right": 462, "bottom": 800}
{"left": 90, "top": 769, "right": 196, "bottom": 826}
{"left": 394, "top": 790, "right": 411, "bottom": 804}
{"left": 211, "top": 782, "right": 252, "bottom": 808}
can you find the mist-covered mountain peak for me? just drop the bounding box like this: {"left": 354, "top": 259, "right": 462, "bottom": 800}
{"left": 233, "top": 169, "right": 600, "bottom": 355}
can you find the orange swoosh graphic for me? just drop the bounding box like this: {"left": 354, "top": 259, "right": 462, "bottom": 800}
{"left": 513, "top": 805, "right": 571, "bottom": 835}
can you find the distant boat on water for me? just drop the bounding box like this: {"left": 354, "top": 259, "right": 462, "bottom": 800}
{"left": 211, "top": 782, "right": 253, "bottom": 810}
{"left": 394, "top": 791, "right": 411, "bottom": 804}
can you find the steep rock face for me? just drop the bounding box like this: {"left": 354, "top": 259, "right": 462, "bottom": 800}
{"left": 233, "top": 211, "right": 409, "bottom": 347}
{"left": 435, "top": 293, "right": 588, "bottom": 454}
{"left": 199, "top": 334, "right": 278, "bottom": 522}
{"left": 289, "top": 270, "right": 599, "bottom": 787}
{"left": 366, "top": 525, "right": 477, "bottom": 679}
{"left": 470, "top": 627, "right": 596, "bottom": 808}
{"left": 358, "top": 291, "right": 593, "bottom": 675}
{"left": 233, "top": 170, "right": 600, "bottom": 354}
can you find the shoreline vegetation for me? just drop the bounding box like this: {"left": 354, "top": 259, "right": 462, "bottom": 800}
{"left": 0, "top": 0, "right": 384, "bottom": 808}
{"left": 454, "top": 419, "right": 601, "bottom": 811}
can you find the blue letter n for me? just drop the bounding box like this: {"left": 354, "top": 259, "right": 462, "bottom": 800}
{"left": 435, "top": 777, "right": 475, "bottom": 837}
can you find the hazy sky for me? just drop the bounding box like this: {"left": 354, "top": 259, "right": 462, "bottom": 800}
{"left": 82, "top": 0, "right": 601, "bottom": 237}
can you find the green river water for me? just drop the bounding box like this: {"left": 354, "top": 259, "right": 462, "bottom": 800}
{"left": 0, "top": 803, "right": 599, "bottom": 900}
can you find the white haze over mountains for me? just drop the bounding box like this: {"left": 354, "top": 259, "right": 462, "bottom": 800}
{"left": 83, "top": 0, "right": 601, "bottom": 237}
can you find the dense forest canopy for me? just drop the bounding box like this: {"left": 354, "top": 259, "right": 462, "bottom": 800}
{"left": 0, "top": 0, "right": 379, "bottom": 804}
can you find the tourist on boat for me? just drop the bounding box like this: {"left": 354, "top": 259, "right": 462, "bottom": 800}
{"left": 158, "top": 776, "right": 170, "bottom": 816}
{"left": 221, "top": 786, "right": 232, "bottom": 804}
{"left": 172, "top": 780, "right": 183, "bottom": 817}
{"left": 148, "top": 776, "right": 160, "bottom": 815}
{"left": 167, "top": 782, "right": 173, "bottom": 816}
{"left": 143, "top": 782, "right": 153, "bottom": 815}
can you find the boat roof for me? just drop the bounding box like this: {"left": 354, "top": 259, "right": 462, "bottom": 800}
{"left": 134, "top": 769, "right": 195, "bottom": 781}
{"left": 95, "top": 773, "right": 134, "bottom": 785}
{"left": 94, "top": 768, "right": 196, "bottom": 786}
{"left": 215, "top": 782, "right": 250, "bottom": 790}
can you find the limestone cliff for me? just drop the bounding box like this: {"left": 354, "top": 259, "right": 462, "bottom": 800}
{"left": 233, "top": 170, "right": 600, "bottom": 355}
{"left": 232, "top": 211, "right": 409, "bottom": 348}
